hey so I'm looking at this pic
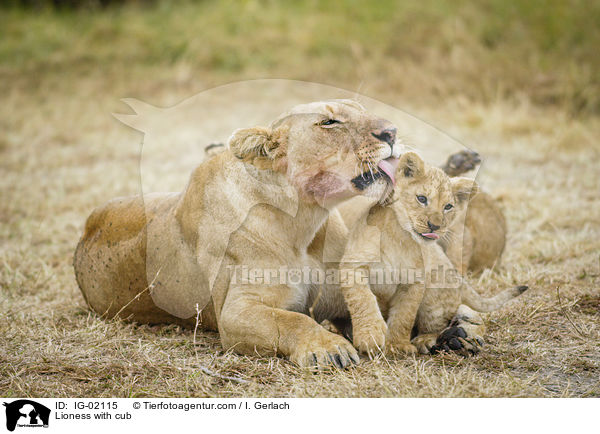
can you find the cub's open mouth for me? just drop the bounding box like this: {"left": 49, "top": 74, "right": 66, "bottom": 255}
{"left": 418, "top": 232, "right": 440, "bottom": 241}
{"left": 351, "top": 157, "right": 399, "bottom": 190}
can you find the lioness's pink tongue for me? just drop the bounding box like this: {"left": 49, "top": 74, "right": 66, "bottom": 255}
{"left": 421, "top": 232, "right": 440, "bottom": 240}
{"left": 377, "top": 157, "right": 400, "bottom": 184}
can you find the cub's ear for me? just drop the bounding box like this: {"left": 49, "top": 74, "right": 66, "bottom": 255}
{"left": 227, "top": 126, "right": 288, "bottom": 170}
{"left": 451, "top": 177, "right": 479, "bottom": 203}
{"left": 398, "top": 151, "right": 425, "bottom": 178}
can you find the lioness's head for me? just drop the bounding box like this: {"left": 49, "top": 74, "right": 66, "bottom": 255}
{"left": 228, "top": 99, "right": 400, "bottom": 206}
{"left": 393, "top": 152, "right": 479, "bottom": 242}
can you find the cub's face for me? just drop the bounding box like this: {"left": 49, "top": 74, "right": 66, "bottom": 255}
{"left": 393, "top": 152, "right": 478, "bottom": 242}
{"left": 228, "top": 99, "right": 401, "bottom": 207}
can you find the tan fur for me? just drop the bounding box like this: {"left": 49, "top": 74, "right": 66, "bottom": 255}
{"left": 74, "top": 100, "right": 400, "bottom": 369}
{"left": 338, "top": 152, "right": 526, "bottom": 355}
{"left": 440, "top": 192, "right": 507, "bottom": 274}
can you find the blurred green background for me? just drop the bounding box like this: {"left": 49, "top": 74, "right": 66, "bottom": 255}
{"left": 1, "top": 0, "right": 599, "bottom": 116}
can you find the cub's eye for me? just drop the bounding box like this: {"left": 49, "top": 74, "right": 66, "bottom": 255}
{"left": 416, "top": 195, "right": 428, "bottom": 205}
{"left": 444, "top": 203, "right": 454, "bottom": 211}
{"left": 320, "top": 119, "right": 341, "bottom": 126}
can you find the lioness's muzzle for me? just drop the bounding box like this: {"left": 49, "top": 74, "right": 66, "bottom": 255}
{"left": 351, "top": 156, "right": 399, "bottom": 190}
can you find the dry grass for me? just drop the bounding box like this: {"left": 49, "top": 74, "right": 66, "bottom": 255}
{"left": 1, "top": 1, "right": 599, "bottom": 397}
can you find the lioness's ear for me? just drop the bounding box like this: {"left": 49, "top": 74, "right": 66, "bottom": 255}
{"left": 228, "top": 127, "right": 273, "bottom": 159}
{"left": 452, "top": 177, "right": 479, "bottom": 203}
{"left": 228, "top": 126, "right": 287, "bottom": 170}
{"left": 398, "top": 151, "right": 424, "bottom": 178}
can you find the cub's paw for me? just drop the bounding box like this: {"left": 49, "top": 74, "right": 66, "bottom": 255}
{"left": 386, "top": 339, "right": 418, "bottom": 355}
{"left": 352, "top": 317, "right": 388, "bottom": 356}
{"left": 443, "top": 150, "right": 481, "bottom": 176}
{"left": 411, "top": 334, "right": 438, "bottom": 355}
{"left": 290, "top": 330, "right": 359, "bottom": 370}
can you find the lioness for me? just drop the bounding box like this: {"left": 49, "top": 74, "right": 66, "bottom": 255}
{"left": 74, "top": 100, "right": 401, "bottom": 368}
{"left": 338, "top": 152, "right": 527, "bottom": 355}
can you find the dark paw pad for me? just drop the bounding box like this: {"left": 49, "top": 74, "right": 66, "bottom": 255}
{"left": 430, "top": 326, "right": 482, "bottom": 356}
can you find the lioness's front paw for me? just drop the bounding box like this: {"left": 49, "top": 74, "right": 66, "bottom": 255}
{"left": 352, "top": 317, "right": 387, "bottom": 355}
{"left": 290, "top": 330, "right": 359, "bottom": 370}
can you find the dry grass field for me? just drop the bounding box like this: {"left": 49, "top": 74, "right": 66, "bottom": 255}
{"left": 1, "top": 1, "right": 599, "bottom": 397}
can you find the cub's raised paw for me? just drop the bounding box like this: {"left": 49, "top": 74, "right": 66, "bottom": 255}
{"left": 290, "top": 330, "right": 360, "bottom": 370}
{"left": 442, "top": 150, "right": 481, "bottom": 177}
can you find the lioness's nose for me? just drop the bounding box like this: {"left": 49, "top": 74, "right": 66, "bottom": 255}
{"left": 372, "top": 128, "right": 397, "bottom": 149}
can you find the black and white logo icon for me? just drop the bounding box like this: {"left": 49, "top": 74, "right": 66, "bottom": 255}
{"left": 2, "top": 400, "right": 50, "bottom": 432}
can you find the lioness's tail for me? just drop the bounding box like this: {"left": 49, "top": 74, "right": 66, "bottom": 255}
{"left": 462, "top": 284, "right": 528, "bottom": 312}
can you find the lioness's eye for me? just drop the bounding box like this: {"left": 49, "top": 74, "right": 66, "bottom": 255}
{"left": 416, "top": 195, "right": 428, "bottom": 205}
{"left": 320, "top": 119, "right": 341, "bottom": 126}
{"left": 444, "top": 203, "right": 454, "bottom": 211}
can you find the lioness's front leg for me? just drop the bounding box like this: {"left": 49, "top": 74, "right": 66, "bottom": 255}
{"left": 220, "top": 285, "right": 359, "bottom": 369}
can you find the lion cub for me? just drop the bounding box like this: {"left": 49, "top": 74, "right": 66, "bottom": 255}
{"left": 340, "top": 152, "right": 527, "bottom": 355}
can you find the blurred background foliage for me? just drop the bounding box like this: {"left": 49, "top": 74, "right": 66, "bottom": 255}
{"left": 1, "top": 0, "right": 599, "bottom": 115}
